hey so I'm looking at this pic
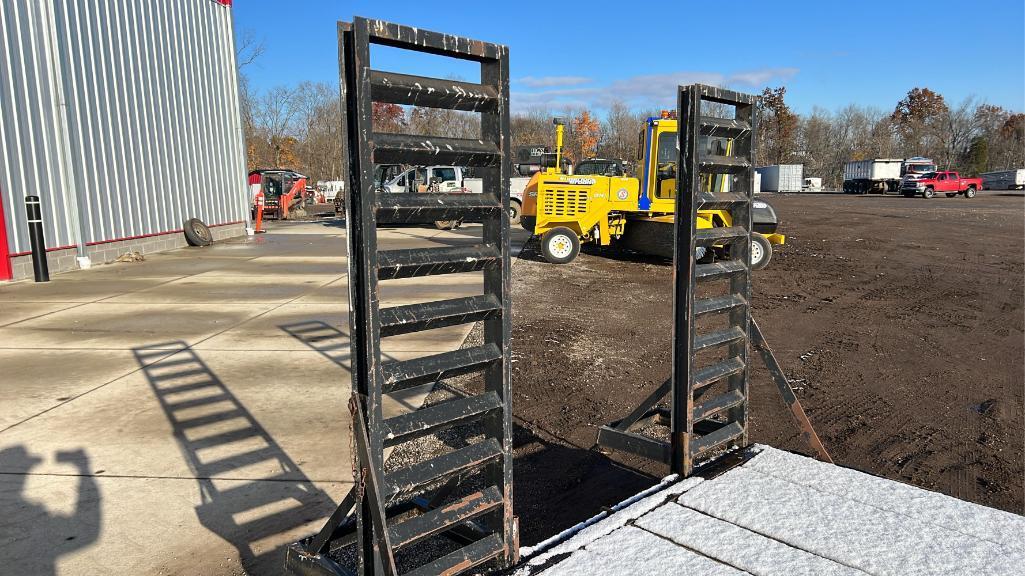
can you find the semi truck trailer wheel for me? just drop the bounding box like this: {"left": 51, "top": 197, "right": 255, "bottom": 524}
{"left": 541, "top": 227, "right": 580, "bottom": 264}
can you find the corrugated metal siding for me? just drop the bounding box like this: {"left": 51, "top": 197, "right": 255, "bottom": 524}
{"left": 0, "top": 0, "right": 78, "bottom": 252}
{"left": 1, "top": 0, "right": 247, "bottom": 255}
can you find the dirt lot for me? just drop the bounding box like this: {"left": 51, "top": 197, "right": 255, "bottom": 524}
{"left": 506, "top": 191, "right": 1024, "bottom": 544}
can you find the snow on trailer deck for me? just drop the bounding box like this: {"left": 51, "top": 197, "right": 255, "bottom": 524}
{"left": 515, "top": 446, "right": 1025, "bottom": 576}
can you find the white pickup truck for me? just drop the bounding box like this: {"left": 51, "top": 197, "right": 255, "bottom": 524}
{"left": 380, "top": 165, "right": 530, "bottom": 225}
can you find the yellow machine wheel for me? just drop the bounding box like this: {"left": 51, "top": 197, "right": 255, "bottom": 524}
{"left": 541, "top": 227, "right": 580, "bottom": 264}
{"left": 750, "top": 233, "right": 772, "bottom": 270}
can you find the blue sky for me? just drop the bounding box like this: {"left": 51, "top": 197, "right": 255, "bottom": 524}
{"left": 234, "top": 0, "right": 1025, "bottom": 115}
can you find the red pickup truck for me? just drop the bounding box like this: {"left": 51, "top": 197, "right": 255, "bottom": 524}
{"left": 900, "top": 171, "right": 981, "bottom": 199}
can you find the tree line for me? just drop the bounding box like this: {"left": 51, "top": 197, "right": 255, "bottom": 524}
{"left": 240, "top": 59, "right": 1023, "bottom": 189}
{"left": 759, "top": 87, "right": 1024, "bottom": 188}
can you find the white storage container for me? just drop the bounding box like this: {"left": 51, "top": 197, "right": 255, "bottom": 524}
{"left": 756, "top": 164, "right": 803, "bottom": 192}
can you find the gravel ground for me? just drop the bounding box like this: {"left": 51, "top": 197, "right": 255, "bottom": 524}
{"left": 331, "top": 190, "right": 1024, "bottom": 571}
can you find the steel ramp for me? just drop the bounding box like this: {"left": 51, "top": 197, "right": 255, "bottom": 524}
{"left": 597, "top": 85, "right": 758, "bottom": 476}
{"left": 285, "top": 16, "right": 517, "bottom": 576}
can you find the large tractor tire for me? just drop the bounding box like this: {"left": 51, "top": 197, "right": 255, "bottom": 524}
{"left": 540, "top": 227, "right": 580, "bottom": 264}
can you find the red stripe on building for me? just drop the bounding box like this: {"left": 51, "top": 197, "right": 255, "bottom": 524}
{"left": 7, "top": 221, "right": 245, "bottom": 258}
{"left": 0, "top": 194, "right": 12, "bottom": 280}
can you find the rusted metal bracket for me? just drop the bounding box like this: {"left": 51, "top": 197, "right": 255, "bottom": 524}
{"left": 750, "top": 318, "right": 833, "bottom": 463}
{"left": 597, "top": 313, "right": 833, "bottom": 469}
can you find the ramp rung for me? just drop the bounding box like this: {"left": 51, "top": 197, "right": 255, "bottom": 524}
{"left": 370, "top": 70, "right": 499, "bottom": 112}
{"left": 691, "top": 420, "right": 745, "bottom": 457}
{"left": 697, "top": 85, "right": 757, "bottom": 106}
{"left": 699, "top": 155, "right": 751, "bottom": 174}
{"left": 382, "top": 344, "right": 502, "bottom": 393}
{"left": 380, "top": 294, "right": 502, "bottom": 337}
{"left": 699, "top": 116, "right": 751, "bottom": 137}
{"left": 694, "top": 327, "right": 746, "bottom": 352}
{"left": 376, "top": 193, "right": 502, "bottom": 224}
{"left": 388, "top": 486, "right": 503, "bottom": 549}
{"left": 364, "top": 18, "right": 504, "bottom": 62}
{"left": 402, "top": 533, "right": 505, "bottom": 576}
{"left": 694, "top": 294, "right": 747, "bottom": 316}
{"left": 383, "top": 392, "right": 503, "bottom": 448}
{"left": 695, "top": 260, "right": 746, "bottom": 280}
{"left": 696, "top": 192, "right": 749, "bottom": 210}
{"left": 386, "top": 439, "right": 503, "bottom": 498}
{"left": 373, "top": 133, "right": 500, "bottom": 167}
{"left": 693, "top": 357, "right": 745, "bottom": 390}
{"left": 378, "top": 245, "right": 501, "bottom": 280}
{"left": 693, "top": 390, "right": 746, "bottom": 422}
{"left": 695, "top": 226, "right": 747, "bottom": 247}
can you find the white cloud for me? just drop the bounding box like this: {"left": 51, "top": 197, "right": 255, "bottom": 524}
{"left": 727, "top": 67, "right": 799, "bottom": 87}
{"left": 516, "top": 75, "right": 593, "bottom": 88}
{"left": 511, "top": 68, "right": 799, "bottom": 113}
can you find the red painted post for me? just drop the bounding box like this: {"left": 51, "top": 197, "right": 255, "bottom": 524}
{"left": 0, "top": 191, "right": 12, "bottom": 281}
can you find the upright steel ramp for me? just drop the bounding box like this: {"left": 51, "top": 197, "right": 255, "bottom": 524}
{"left": 597, "top": 85, "right": 758, "bottom": 476}
{"left": 285, "top": 17, "right": 517, "bottom": 576}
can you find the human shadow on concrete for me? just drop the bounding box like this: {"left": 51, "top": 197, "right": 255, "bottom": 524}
{"left": 134, "top": 342, "right": 335, "bottom": 575}
{"left": 0, "top": 446, "right": 100, "bottom": 576}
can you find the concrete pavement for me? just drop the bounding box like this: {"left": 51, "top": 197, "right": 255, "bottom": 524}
{"left": 0, "top": 219, "right": 527, "bottom": 575}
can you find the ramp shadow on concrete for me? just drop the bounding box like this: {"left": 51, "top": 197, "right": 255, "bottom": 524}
{"left": 0, "top": 445, "right": 100, "bottom": 576}
{"left": 279, "top": 321, "right": 353, "bottom": 370}
{"left": 134, "top": 342, "right": 334, "bottom": 574}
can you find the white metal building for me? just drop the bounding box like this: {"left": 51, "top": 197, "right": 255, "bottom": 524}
{"left": 0, "top": 0, "right": 249, "bottom": 281}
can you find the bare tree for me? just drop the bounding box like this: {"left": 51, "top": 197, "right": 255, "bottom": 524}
{"left": 938, "top": 97, "right": 983, "bottom": 170}
{"left": 250, "top": 86, "right": 300, "bottom": 167}
{"left": 599, "top": 100, "right": 641, "bottom": 162}
{"left": 235, "top": 29, "right": 266, "bottom": 71}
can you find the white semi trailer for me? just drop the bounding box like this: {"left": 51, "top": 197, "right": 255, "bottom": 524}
{"left": 843, "top": 157, "right": 936, "bottom": 194}
{"left": 981, "top": 169, "right": 1025, "bottom": 190}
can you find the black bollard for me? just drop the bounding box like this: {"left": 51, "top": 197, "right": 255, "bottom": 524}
{"left": 24, "top": 195, "right": 49, "bottom": 282}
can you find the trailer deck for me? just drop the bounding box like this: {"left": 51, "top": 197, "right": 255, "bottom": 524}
{"left": 516, "top": 445, "right": 1025, "bottom": 575}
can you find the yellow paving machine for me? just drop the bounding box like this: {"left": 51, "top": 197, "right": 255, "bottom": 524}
{"left": 521, "top": 112, "right": 785, "bottom": 268}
